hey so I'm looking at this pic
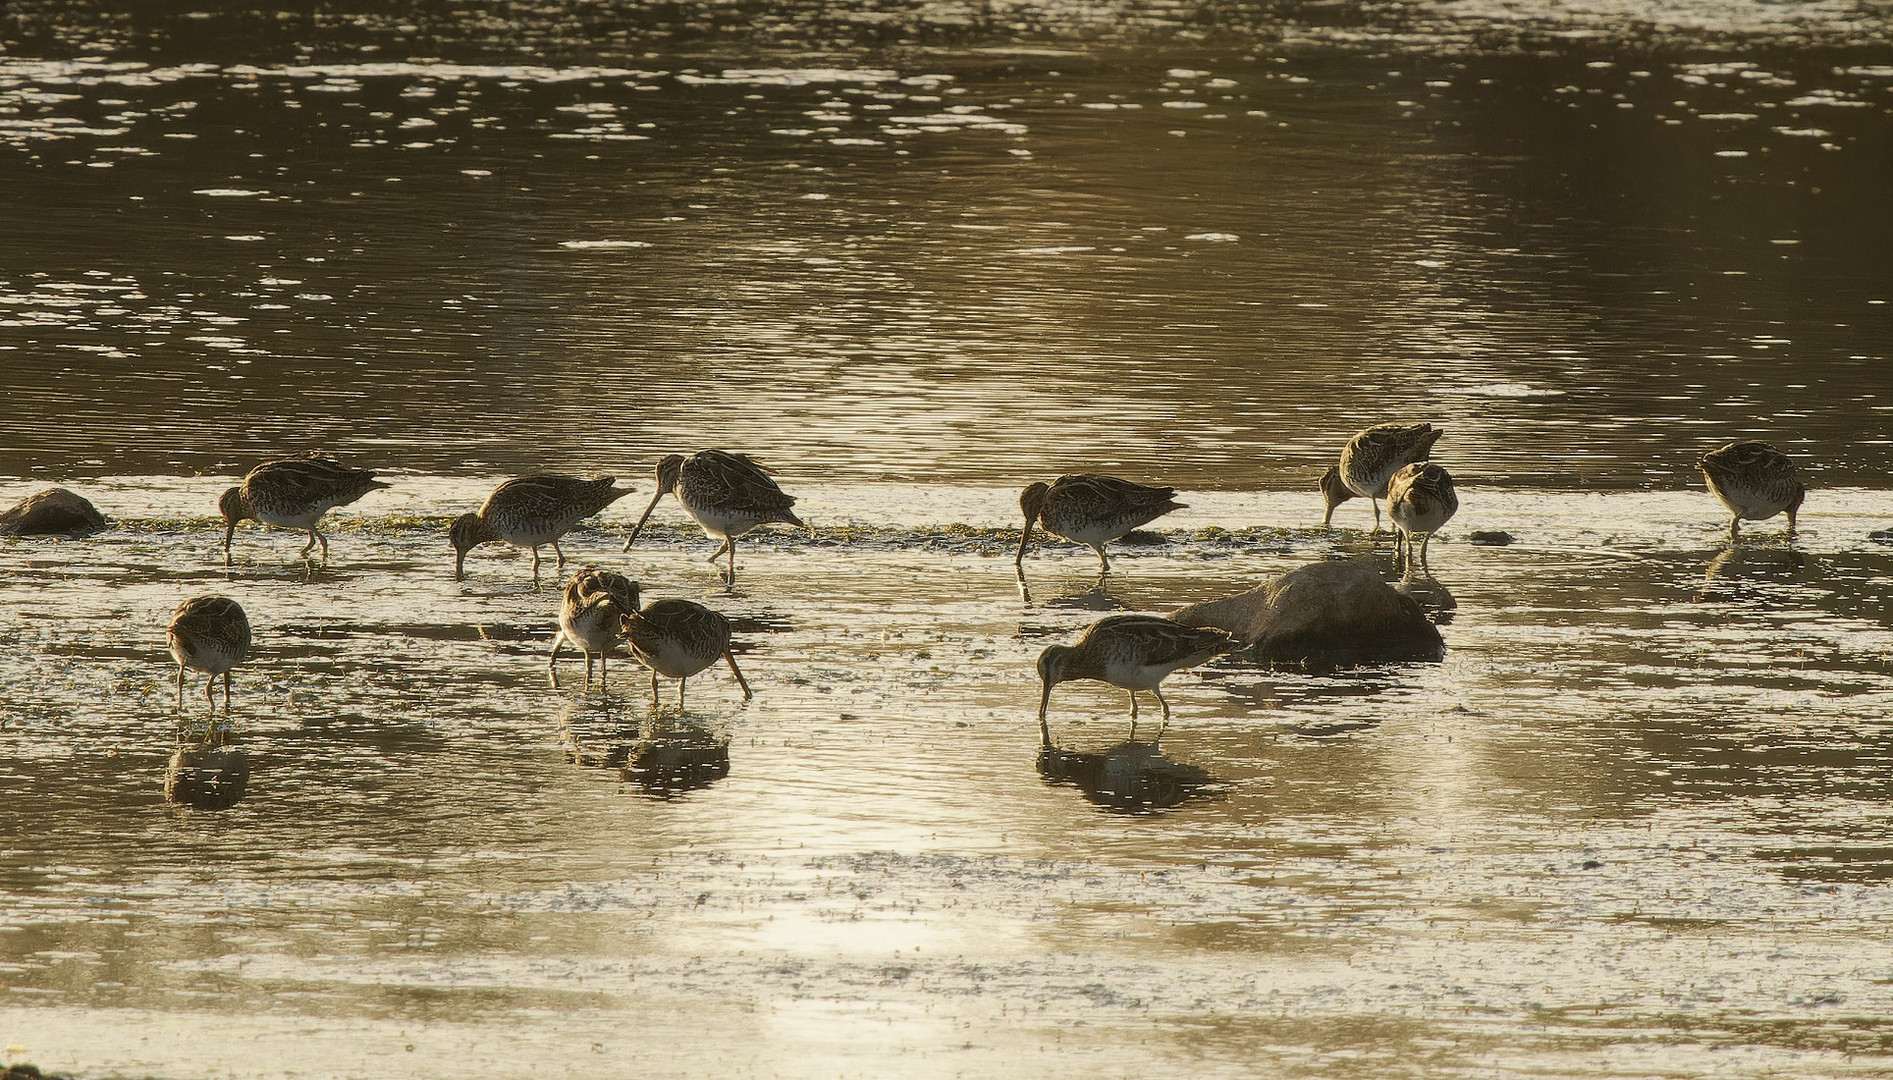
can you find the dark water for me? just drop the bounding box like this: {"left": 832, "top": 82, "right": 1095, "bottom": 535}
{"left": 4, "top": 3, "right": 1893, "bottom": 1078}
{"left": 4, "top": 0, "right": 1890, "bottom": 486}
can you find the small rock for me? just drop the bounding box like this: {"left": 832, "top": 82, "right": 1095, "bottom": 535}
{"left": 1869, "top": 529, "right": 1893, "bottom": 546}
{"left": 1467, "top": 530, "right": 1514, "bottom": 546}
{"left": 0, "top": 486, "right": 109, "bottom": 538}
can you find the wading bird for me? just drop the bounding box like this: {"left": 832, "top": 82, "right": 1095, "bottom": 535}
{"left": 623, "top": 450, "right": 806, "bottom": 588}
{"left": 621, "top": 597, "right": 754, "bottom": 709}
{"left": 451, "top": 474, "right": 636, "bottom": 582}
{"left": 1035, "top": 615, "right": 1232, "bottom": 744}
{"left": 219, "top": 455, "right": 389, "bottom": 566}
{"left": 1387, "top": 461, "right": 1459, "bottom": 572}
{"left": 1319, "top": 422, "right": 1444, "bottom": 530}
{"left": 1015, "top": 474, "right": 1185, "bottom": 575}
{"left": 1699, "top": 441, "right": 1805, "bottom": 543}
{"left": 166, "top": 595, "right": 251, "bottom": 715}
{"left": 548, "top": 567, "right": 641, "bottom": 692}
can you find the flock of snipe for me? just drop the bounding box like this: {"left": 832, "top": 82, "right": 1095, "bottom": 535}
{"left": 166, "top": 427, "right": 1808, "bottom": 744}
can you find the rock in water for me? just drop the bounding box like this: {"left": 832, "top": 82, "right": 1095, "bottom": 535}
{"left": 0, "top": 487, "right": 109, "bottom": 538}
{"left": 1172, "top": 559, "right": 1444, "bottom": 667}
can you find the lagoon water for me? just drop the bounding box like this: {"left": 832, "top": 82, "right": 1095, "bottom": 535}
{"left": 3, "top": 2, "right": 1892, "bottom": 1077}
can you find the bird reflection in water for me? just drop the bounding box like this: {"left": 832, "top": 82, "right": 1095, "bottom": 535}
{"left": 1036, "top": 740, "right": 1220, "bottom": 813}
{"left": 164, "top": 736, "right": 251, "bottom": 810}
{"left": 1013, "top": 565, "right": 1129, "bottom": 612}
{"left": 561, "top": 714, "right": 731, "bottom": 797}
{"left": 1696, "top": 545, "right": 1821, "bottom": 603}
{"left": 1393, "top": 569, "right": 1457, "bottom": 625}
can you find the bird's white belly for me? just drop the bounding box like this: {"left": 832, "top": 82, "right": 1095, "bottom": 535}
{"left": 562, "top": 609, "right": 620, "bottom": 655}
{"left": 632, "top": 639, "right": 714, "bottom": 679}
{"left": 170, "top": 638, "right": 243, "bottom": 676}
{"left": 679, "top": 497, "right": 762, "bottom": 541}
{"left": 1098, "top": 659, "right": 1172, "bottom": 691}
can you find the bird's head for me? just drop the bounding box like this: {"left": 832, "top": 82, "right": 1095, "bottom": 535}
{"left": 1317, "top": 466, "right": 1354, "bottom": 527}
{"left": 653, "top": 454, "right": 686, "bottom": 493}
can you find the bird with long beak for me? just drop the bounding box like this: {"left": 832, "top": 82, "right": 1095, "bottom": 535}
{"left": 1015, "top": 474, "right": 1185, "bottom": 575}
{"left": 548, "top": 567, "right": 640, "bottom": 691}
{"left": 219, "top": 455, "right": 388, "bottom": 567}
{"left": 1319, "top": 422, "right": 1443, "bottom": 530}
{"left": 622, "top": 450, "right": 806, "bottom": 588}
{"left": 1387, "top": 461, "right": 1459, "bottom": 572}
{"left": 450, "top": 474, "right": 636, "bottom": 582}
{"left": 166, "top": 595, "right": 252, "bottom": 716}
{"left": 621, "top": 597, "right": 754, "bottom": 709}
{"left": 1035, "top": 614, "right": 1234, "bottom": 745}
{"left": 1698, "top": 440, "right": 1806, "bottom": 543}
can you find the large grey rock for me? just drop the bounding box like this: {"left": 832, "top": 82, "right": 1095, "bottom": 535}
{"left": 0, "top": 487, "right": 109, "bottom": 538}
{"left": 1172, "top": 559, "right": 1443, "bottom": 667}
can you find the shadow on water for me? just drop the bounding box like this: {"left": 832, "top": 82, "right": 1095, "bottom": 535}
{"left": 1036, "top": 739, "right": 1224, "bottom": 814}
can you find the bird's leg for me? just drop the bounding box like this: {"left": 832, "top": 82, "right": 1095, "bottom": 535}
{"left": 705, "top": 538, "right": 732, "bottom": 565}
{"left": 726, "top": 541, "right": 738, "bottom": 589}
{"left": 1152, "top": 688, "right": 1173, "bottom": 745}
{"left": 176, "top": 665, "right": 185, "bottom": 712}
{"left": 1127, "top": 691, "right": 1140, "bottom": 742}
{"left": 530, "top": 546, "right": 543, "bottom": 583}
{"left": 202, "top": 675, "right": 216, "bottom": 716}
{"left": 649, "top": 670, "right": 660, "bottom": 709}
{"left": 223, "top": 671, "right": 233, "bottom": 715}
{"left": 547, "top": 633, "right": 566, "bottom": 688}
{"left": 1371, "top": 498, "right": 1383, "bottom": 535}
{"left": 300, "top": 530, "right": 318, "bottom": 561}
{"left": 678, "top": 676, "right": 688, "bottom": 711}
{"left": 1096, "top": 546, "right": 1111, "bottom": 574}
{"left": 1419, "top": 533, "right": 1433, "bottom": 571}
{"left": 584, "top": 652, "right": 596, "bottom": 692}
{"left": 1786, "top": 508, "right": 1798, "bottom": 545}
{"left": 1728, "top": 517, "right": 1741, "bottom": 544}
{"left": 552, "top": 539, "right": 566, "bottom": 571}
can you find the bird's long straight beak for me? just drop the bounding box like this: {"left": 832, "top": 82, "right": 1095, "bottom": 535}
{"left": 453, "top": 549, "right": 466, "bottom": 581}
{"left": 222, "top": 523, "right": 235, "bottom": 567}
{"left": 1036, "top": 679, "right": 1053, "bottom": 747}
{"left": 1014, "top": 517, "right": 1034, "bottom": 567}
{"left": 623, "top": 489, "right": 667, "bottom": 551}
{"left": 724, "top": 651, "right": 753, "bottom": 700}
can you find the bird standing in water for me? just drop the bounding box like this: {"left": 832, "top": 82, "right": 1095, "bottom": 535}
{"left": 621, "top": 598, "right": 754, "bottom": 710}
{"left": 548, "top": 567, "right": 641, "bottom": 692}
{"left": 1319, "top": 422, "right": 1444, "bottom": 530}
{"left": 1699, "top": 441, "right": 1805, "bottom": 543}
{"left": 1386, "top": 461, "right": 1459, "bottom": 572}
{"left": 166, "top": 595, "right": 252, "bottom": 715}
{"left": 219, "top": 455, "right": 389, "bottom": 566}
{"left": 1015, "top": 474, "right": 1186, "bottom": 575}
{"left": 1035, "top": 614, "right": 1233, "bottom": 744}
{"left": 623, "top": 450, "right": 806, "bottom": 588}
{"left": 451, "top": 474, "right": 636, "bottom": 582}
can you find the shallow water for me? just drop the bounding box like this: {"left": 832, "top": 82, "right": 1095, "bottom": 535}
{"left": 4, "top": 1, "right": 1893, "bottom": 1077}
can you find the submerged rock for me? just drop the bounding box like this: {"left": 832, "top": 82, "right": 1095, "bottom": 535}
{"left": 1467, "top": 530, "right": 1514, "bottom": 546}
{"left": 1172, "top": 559, "right": 1444, "bottom": 668}
{"left": 0, "top": 486, "right": 109, "bottom": 538}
